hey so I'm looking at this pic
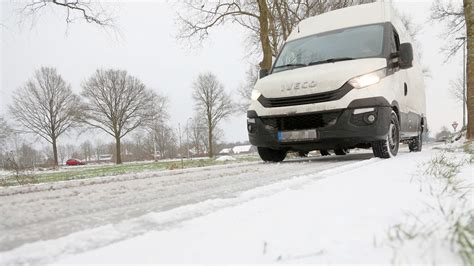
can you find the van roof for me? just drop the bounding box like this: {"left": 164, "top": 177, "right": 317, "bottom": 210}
{"left": 287, "top": 2, "right": 393, "bottom": 42}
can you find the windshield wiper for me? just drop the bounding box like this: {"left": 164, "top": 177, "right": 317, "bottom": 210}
{"left": 273, "top": 63, "right": 306, "bottom": 69}
{"left": 307, "top": 57, "right": 355, "bottom": 66}
{"left": 274, "top": 58, "right": 354, "bottom": 71}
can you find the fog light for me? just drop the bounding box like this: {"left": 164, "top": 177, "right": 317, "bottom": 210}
{"left": 367, "top": 114, "right": 376, "bottom": 123}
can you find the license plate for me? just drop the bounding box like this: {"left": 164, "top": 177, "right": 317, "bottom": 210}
{"left": 278, "top": 129, "right": 318, "bottom": 143}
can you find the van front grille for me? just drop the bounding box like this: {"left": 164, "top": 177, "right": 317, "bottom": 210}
{"left": 261, "top": 111, "right": 341, "bottom": 131}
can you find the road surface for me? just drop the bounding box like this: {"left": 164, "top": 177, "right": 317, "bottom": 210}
{"left": 0, "top": 153, "right": 374, "bottom": 255}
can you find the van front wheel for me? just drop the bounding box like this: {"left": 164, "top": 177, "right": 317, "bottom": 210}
{"left": 257, "top": 147, "right": 287, "bottom": 162}
{"left": 372, "top": 111, "right": 400, "bottom": 158}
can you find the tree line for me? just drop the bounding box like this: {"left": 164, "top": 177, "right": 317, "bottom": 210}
{"left": 1, "top": 67, "right": 235, "bottom": 167}
{"left": 4, "top": 0, "right": 473, "bottom": 159}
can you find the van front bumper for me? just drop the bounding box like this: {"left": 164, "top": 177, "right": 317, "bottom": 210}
{"left": 247, "top": 97, "right": 392, "bottom": 151}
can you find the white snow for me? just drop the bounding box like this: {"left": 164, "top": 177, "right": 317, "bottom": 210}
{"left": 0, "top": 169, "right": 10, "bottom": 177}
{"left": 215, "top": 155, "right": 236, "bottom": 161}
{"left": 1, "top": 143, "right": 471, "bottom": 264}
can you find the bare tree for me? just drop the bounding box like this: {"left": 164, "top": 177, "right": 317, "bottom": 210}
{"left": 153, "top": 123, "right": 177, "bottom": 159}
{"left": 20, "top": 0, "right": 114, "bottom": 27}
{"left": 431, "top": 0, "right": 466, "bottom": 59}
{"left": 178, "top": 0, "right": 374, "bottom": 70}
{"left": 187, "top": 116, "right": 207, "bottom": 156}
{"left": 142, "top": 92, "right": 172, "bottom": 160}
{"left": 94, "top": 139, "right": 105, "bottom": 161}
{"left": 192, "top": 73, "right": 234, "bottom": 157}
{"left": 0, "top": 117, "right": 13, "bottom": 168}
{"left": 57, "top": 144, "right": 76, "bottom": 164}
{"left": 80, "top": 140, "right": 93, "bottom": 162}
{"left": 9, "top": 67, "right": 80, "bottom": 167}
{"left": 436, "top": 126, "right": 452, "bottom": 141}
{"left": 0, "top": 116, "right": 12, "bottom": 149}
{"left": 450, "top": 77, "right": 466, "bottom": 103}
{"left": 81, "top": 69, "right": 159, "bottom": 164}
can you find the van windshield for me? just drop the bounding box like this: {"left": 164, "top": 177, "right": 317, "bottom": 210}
{"left": 273, "top": 24, "right": 385, "bottom": 73}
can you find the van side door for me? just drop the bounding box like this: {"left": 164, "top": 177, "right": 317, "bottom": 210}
{"left": 389, "top": 28, "right": 409, "bottom": 136}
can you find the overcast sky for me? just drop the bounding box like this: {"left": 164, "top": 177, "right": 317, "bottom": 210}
{"left": 0, "top": 0, "right": 466, "bottom": 147}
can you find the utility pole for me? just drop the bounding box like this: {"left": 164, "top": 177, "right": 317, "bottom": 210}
{"left": 456, "top": 36, "right": 467, "bottom": 129}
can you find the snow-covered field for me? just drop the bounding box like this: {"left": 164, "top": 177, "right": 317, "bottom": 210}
{"left": 0, "top": 143, "right": 472, "bottom": 264}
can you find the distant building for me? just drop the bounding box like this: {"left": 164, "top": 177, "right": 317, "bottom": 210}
{"left": 232, "top": 145, "right": 256, "bottom": 154}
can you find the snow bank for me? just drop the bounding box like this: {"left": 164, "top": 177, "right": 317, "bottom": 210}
{"left": 0, "top": 161, "right": 258, "bottom": 196}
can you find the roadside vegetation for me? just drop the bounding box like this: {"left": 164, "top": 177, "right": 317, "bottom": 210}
{"left": 0, "top": 155, "right": 259, "bottom": 187}
{"left": 387, "top": 140, "right": 473, "bottom": 265}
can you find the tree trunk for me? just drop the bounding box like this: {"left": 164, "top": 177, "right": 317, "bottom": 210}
{"left": 207, "top": 123, "right": 213, "bottom": 158}
{"left": 115, "top": 136, "right": 122, "bottom": 164}
{"left": 257, "top": 0, "right": 273, "bottom": 70}
{"left": 465, "top": 0, "right": 473, "bottom": 139}
{"left": 52, "top": 137, "right": 59, "bottom": 167}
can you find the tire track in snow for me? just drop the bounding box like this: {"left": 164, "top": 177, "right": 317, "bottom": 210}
{"left": 0, "top": 153, "right": 377, "bottom": 261}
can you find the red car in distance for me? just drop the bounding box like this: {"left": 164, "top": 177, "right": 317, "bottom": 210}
{"left": 66, "top": 159, "right": 85, "bottom": 166}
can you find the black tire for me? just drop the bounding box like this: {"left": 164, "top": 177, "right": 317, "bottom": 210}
{"left": 334, "top": 148, "right": 349, "bottom": 155}
{"left": 372, "top": 111, "right": 400, "bottom": 158}
{"left": 320, "top": 150, "right": 331, "bottom": 156}
{"left": 257, "top": 147, "right": 287, "bottom": 162}
{"left": 409, "top": 128, "right": 423, "bottom": 152}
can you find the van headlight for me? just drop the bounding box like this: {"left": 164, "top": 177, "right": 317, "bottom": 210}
{"left": 348, "top": 68, "right": 387, "bottom": 89}
{"left": 251, "top": 90, "right": 262, "bottom": 100}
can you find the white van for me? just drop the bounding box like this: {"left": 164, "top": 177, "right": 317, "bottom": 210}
{"left": 247, "top": 2, "right": 426, "bottom": 162}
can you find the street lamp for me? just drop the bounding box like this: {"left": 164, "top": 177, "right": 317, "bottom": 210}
{"left": 456, "top": 36, "right": 467, "bottom": 129}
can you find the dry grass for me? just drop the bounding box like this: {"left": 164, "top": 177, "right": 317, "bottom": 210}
{"left": 388, "top": 141, "right": 473, "bottom": 265}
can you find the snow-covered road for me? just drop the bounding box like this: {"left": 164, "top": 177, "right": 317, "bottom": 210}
{"left": 0, "top": 152, "right": 374, "bottom": 258}
{"left": 3, "top": 143, "right": 470, "bottom": 265}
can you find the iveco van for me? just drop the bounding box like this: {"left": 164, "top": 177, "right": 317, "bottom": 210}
{"left": 247, "top": 2, "right": 426, "bottom": 162}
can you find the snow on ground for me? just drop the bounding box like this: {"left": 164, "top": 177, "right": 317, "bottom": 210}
{"left": 215, "top": 155, "right": 237, "bottom": 161}
{"left": 0, "top": 144, "right": 471, "bottom": 264}
{"left": 0, "top": 170, "right": 10, "bottom": 178}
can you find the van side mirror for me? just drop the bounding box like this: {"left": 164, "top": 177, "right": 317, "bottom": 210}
{"left": 399, "top": 43, "right": 414, "bottom": 69}
{"left": 259, "top": 69, "right": 269, "bottom": 79}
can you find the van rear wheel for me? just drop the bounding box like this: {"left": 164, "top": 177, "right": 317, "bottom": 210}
{"left": 257, "top": 147, "right": 287, "bottom": 162}
{"left": 372, "top": 111, "right": 400, "bottom": 158}
{"left": 409, "top": 130, "right": 422, "bottom": 152}
{"left": 335, "top": 148, "right": 349, "bottom": 155}
{"left": 320, "top": 150, "right": 331, "bottom": 156}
